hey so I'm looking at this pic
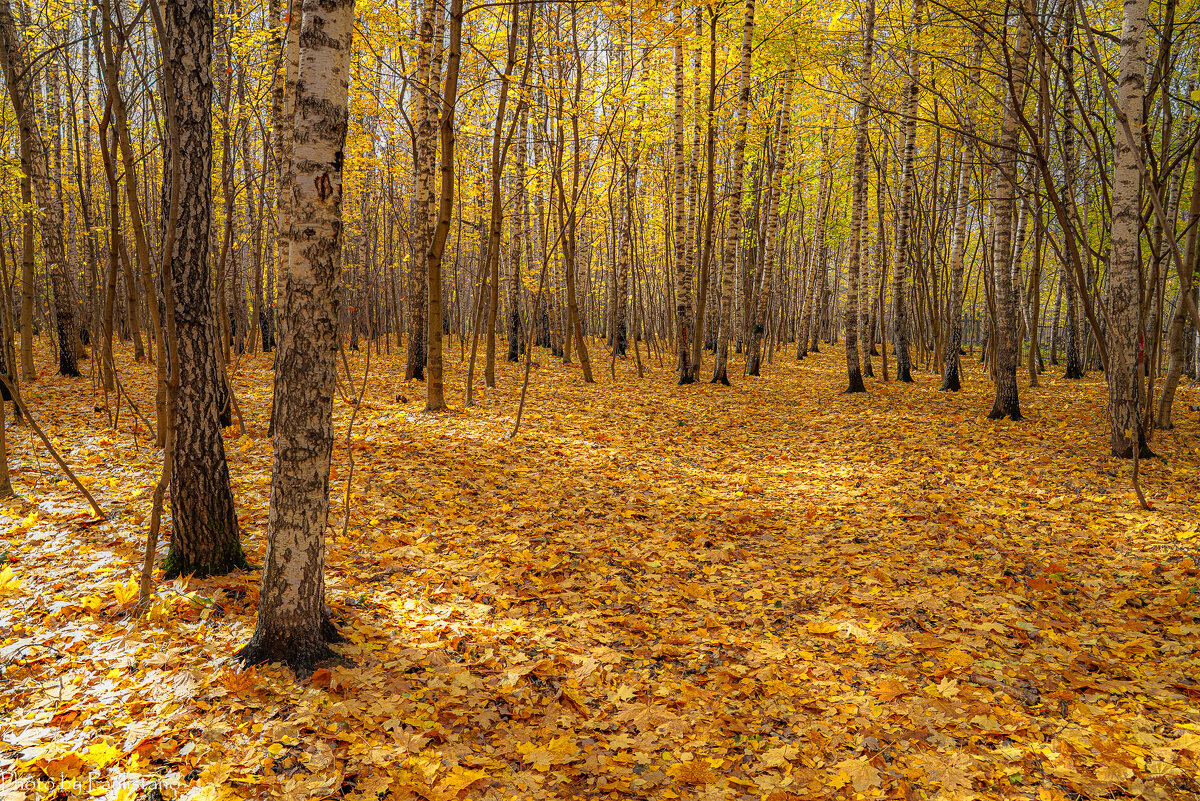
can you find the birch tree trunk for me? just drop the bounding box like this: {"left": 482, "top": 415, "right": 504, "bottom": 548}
{"left": 406, "top": 0, "right": 441, "bottom": 381}
{"left": 1060, "top": 0, "right": 1084, "bottom": 379}
{"left": 941, "top": 32, "right": 982, "bottom": 392}
{"left": 843, "top": 0, "right": 873, "bottom": 393}
{"left": 0, "top": 0, "right": 79, "bottom": 378}
{"left": 689, "top": 7, "right": 716, "bottom": 381}
{"left": 890, "top": 0, "right": 925, "bottom": 383}
{"left": 679, "top": 9, "right": 702, "bottom": 381}
{"left": 507, "top": 104, "right": 528, "bottom": 362}
{"left": 161, "top": 0, "right": 246, "bottom": 578}
{"left": 670, "top": 0, "right": 692, "bottom": 379}
{"left": 481, "top": 0, "right": 525, "bottom": 390}
{"left": 711, "top": 0, "right": 755, "bottom": 385}
{"left": 616, "top": 87, "right": 645, "bottom": 360}
{"left": 18, "top": 123, "right": 34, "bottom": 381}
{"left": 747, "top": 58, "right": 794, "bottom": 376}
{"left": 241, "top": 0, "right": 355, "bottom": 669}
{"left": 987, "top": 0, "right": 1032, "bottom": 421}
{"left": 1105, "top": 0, "right": 1151, "bottom": 457}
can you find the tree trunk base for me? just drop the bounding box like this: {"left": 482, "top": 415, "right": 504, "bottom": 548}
{"left": 987, "top": 405, "right": 1023, "bottom": 422}
{"left": 162, "top": 546, "right": 250, "bottom": 580}
{"left": 1112, "top": 441, "right": 1155, "bottom": 460}
{"left": 236, "top": 635, "right": 336, "bottom": 674}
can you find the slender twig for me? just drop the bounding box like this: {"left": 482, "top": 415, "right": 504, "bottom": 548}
{"left": 339, "top": 343, "right": 371, "bottom": 541}
{"left": 0, "top": 373, "right": 104, "bottom": 518}
{"left": 1132, "top": 366, "right": 1151, "bottom": 510}
{"left": 139, "top": 0, "right": 183, "bottom": 609}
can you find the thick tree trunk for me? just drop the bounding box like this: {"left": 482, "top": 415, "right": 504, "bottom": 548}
{"left": 161, "top": 0, "right": 245, "bottom": 578}
{"left": 241, "top": 0, "right": 355, "bottom": 670}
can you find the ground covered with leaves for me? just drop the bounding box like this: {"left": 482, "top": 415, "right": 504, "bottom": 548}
{"left": 2, "top": 339, "right": 1200, "bottom": 801}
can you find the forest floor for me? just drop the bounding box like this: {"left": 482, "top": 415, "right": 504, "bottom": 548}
{"left": 1, "top": 337, "right": 1200, "bottom": 801}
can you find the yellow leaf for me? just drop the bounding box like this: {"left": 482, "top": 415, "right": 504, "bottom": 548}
{"left": 85, "top": 741, "right": 122, "bottom": 768}
{"left": 759, "top": 744, "right": 799, "bottom": 769}
{"left": 943, "top": 648, "right": 974, "bottom": 672}
{"left": 836, "top": 756, "right": 880, "bottom": 793}
{"left": 0, "top": 564, "right": 21, "bottom": 594}
{"left": 439, "top": 767, "right": 489, "bottom": 795}
{"left": 113, "top": 578, "right": 139, "bottom": 606}
{"left": 667, "top": 758, "right": 716, "bottom": 785}
{"left": 807, "top": 621, "right": 839, "bottom": 635}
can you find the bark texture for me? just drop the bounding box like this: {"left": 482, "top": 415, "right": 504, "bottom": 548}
{"left": 161, "top": 0, "right": 245, "bottom": 578}
{"left": 711, "top": 0, "right": 755, "bottom": 385}
{"left": 747, "top": 59, "right": 794, "bottom": 376}
{"left": 941, "top": 33, "right": 982, "bottom": 392}
{"left": 1105, "top": 0, "right": 1151, "bottom": 457}
{"left": 843, "top": 0, "right": 874, "bottom": 393}
{"left": 890, "top": 0, "right": 925, "bottom": 384}
{"left": 987, "top": 1, "right": 1031, "bottom": 422}
{"left": 241, "top": 0, "right": 355, "bottom": 669}
{"left": 406, "top": 0, "right": 442, "bottom": 381}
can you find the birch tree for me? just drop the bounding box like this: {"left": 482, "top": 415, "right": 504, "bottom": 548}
{"left": 712, "top": 0, "right": 755, "bottom": 385}
{"left": 889, "top": 0, "right": 925, "bottom": 384}
{"left": 747, "top": 57, "right": 794, "bottom": 376}
{"left": 240, "top": 0, "right": 356, "bottom": 668}
{"left": 987, "top": 0, "right": 1032, "bottom": 422}
{"left": 940, "top": 32, "right": 982, "bottom": 392}
{"left": 405, "top": 0, "right": 441, "bottom": 381}
{"left": 842, "top": 0, "right": 873, "bottom": 394}
{"left": 1105, "top": 0, "right": 1150, "bottom": 457}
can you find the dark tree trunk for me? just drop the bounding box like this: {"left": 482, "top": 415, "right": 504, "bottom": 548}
{"left": 161, "top": 0, "right": 245, "bottom": 578}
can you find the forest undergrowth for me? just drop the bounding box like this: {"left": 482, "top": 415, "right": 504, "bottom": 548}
{"left": 2, "top": 339, "right": 1199, "bottom": 801}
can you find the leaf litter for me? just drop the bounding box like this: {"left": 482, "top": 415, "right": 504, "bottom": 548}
{"left": 1, "top": 342, "right": 1199, "bottom": 800}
